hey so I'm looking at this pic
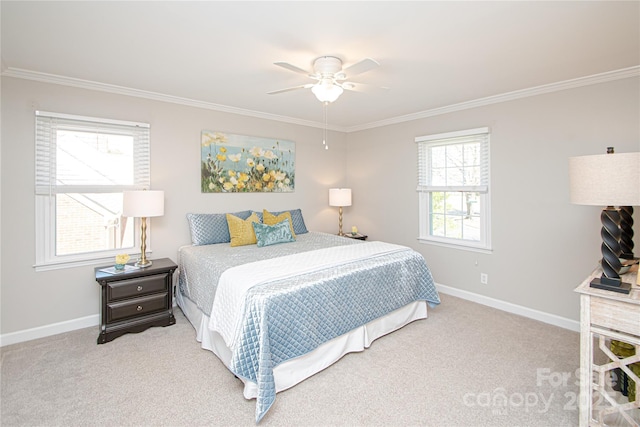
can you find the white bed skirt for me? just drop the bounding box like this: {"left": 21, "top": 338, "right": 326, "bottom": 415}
{"left": 177, "top": 291, "right": 428, "bottom": 399}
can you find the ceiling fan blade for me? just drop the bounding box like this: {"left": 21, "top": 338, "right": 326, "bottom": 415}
{"left": 267, "top": 83, "right": 314, "bottom": 95}
{"left": 341, "top": 81, "right": 388, "bottom": 93}
{"left": 342, "top": 58, "right": 379, "bottom": 78}
{"left": 274, "top": 61, "right": 312, "bottom": 76}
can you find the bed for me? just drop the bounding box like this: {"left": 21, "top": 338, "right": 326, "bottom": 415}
{"left": 176, "top": 209, "right": 440, "bottom": 422}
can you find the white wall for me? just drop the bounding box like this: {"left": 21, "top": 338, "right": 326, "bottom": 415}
{"left": 1, "top": 77, "right": 348, "bottom": 337}
{"left": 345, "top": 77, "right": 640, "bottom": 321}
{"left": 1, "top": 75, "right": 639, "bottom": 342}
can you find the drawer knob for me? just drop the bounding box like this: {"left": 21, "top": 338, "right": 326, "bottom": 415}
{"left": 137, "top": 285, "right": 143, "bottom": 292}
{"left": 136, "top": 305, "right": 143, "bottom": 311}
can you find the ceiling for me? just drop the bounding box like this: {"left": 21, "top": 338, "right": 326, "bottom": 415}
{"left": 2, "top": 1, "right": 639, "bottom": 131}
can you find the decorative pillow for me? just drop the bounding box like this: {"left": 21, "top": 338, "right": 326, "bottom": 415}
{"left": 263, "top": 210, "right": 296, "bottom": 238}
{"left": 253, "top": 220, "right": 296, "bottom": 247}
{"left": 251, "top": 209, "right": 308, "bottom": 235}
{"left": 251, "top": 210, "right": 263, "bottom": 222}
{"left": 186, "top": 211, "right": 252, "bottom": 245}
{"left": 283, "top": 209, "right": 308, "bottom": 235}
{"left": 226, "top": 212, "right": 260, "bottom": 247}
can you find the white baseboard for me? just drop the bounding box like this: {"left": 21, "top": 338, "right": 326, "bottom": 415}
{"left": 436, "top": 283, "right": 580, "bottom": 332}
{"left": 0, "top": 314, "right": 99, "bottom": 347}
{"left": 0, "top": 285, "right": 579, "bottom": 347}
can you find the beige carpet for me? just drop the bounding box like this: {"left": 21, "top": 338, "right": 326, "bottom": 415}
{"left": 1, "top": 294, "right": 581, "bottom": 426}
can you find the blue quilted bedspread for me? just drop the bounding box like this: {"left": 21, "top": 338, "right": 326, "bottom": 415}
{"left": 178, "top": 232, "right": 439, "bottom": 422}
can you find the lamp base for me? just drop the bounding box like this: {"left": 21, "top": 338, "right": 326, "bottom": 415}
{"left": 135, "top": 259, "right": 153, "bottom": 268}
{"left": 590, "top": 276, "right": 632, "bottom": 294}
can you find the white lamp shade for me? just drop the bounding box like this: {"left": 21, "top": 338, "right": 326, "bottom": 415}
{"left": 122, "top": 190, "right": 165, "bottom": 217}
{"left": 329, "top": 188, "right": 352, "bottom": 207}
{"left": 569, "top": 152, "right": 640, "bottom": 206}
{"left": 312, "top": 83, "right": 344, "bottom": 103}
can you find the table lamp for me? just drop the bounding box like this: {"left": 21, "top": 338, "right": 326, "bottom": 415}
{"left": 569, "top": 148, "right": 640, "bottom": 293}
{"left": 329, "top": 188, "right": 352, "bottom": 236}
{"left": 123, "top": 190, "right": 164, "bottom": 267}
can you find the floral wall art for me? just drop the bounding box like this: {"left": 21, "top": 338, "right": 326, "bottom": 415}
{"left": 201, "top": 131, "right": 295, "bottom": 193}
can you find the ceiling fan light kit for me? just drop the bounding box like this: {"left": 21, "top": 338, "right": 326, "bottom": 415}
{"left": 311, "top": 81, "right": 344, "bottom": 103}
{"left": 269, "top": 55, "right": 382, "bottom": 149}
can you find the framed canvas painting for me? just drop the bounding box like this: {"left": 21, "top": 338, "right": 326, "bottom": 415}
{"left": 201, "top": 131, "right": 295, "bottom": 193}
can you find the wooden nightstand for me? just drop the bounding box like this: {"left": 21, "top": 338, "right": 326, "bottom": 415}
{"left": 95, "top": 258, "right": 178, "bottom": 344}
{"left": 574, "top": 268, "right": 640, "bottom": 426}
{"left": 342, "top": 233, "right": 367, "bottom": 241}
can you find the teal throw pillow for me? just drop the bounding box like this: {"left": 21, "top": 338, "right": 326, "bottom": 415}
{"left": 253, "top": 220, "right": 296, "bottom": 247}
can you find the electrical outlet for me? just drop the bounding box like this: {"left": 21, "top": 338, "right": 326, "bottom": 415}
{"left": 480, "top": 273, "right": 488, "bottom": 285}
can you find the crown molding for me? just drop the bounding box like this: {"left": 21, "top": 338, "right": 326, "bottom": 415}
{"left": 347, "top": 65, "right": 640, "bottom": 132}
{"left": 4, "top": 65, "right": 638, "bottom": 134}
{"left": 1, "top": 67, "right": 343, "bottom": 131}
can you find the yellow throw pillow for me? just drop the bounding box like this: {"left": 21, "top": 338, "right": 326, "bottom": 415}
{"left": 227, "top": 212, "right": 260, "bottom": 247}
{"left": 263, "top": 210, "right": 296, "bottom": 238}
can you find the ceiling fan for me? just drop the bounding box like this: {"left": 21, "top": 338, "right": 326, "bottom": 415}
{"left": 268, "top": 56, "right": 381, "bottom": 103}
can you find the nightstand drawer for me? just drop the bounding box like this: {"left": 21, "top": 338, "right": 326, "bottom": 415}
{"left": 107, "top": 293, "right": 168, "bottom": 322}
{"left": 590, "top": 296, "right": 640, "bottom": 336}
{"left": 107, "top": 273, "right": 168, "bottom": 301}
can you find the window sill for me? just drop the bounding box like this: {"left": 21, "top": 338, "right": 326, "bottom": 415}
{"left": 34, "top": 251, "right": 145, "bottom": 272}
{"left": 418, "top": 237, "right": 492, "bottom": 254}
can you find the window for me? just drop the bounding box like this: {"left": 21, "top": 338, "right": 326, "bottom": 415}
{"left": 35, "top": 111, "right": 150, "bottom": 270}
{"left": 416, "top": 127, "right": 491, "bottom": 252}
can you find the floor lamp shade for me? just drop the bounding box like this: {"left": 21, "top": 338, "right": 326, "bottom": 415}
{"left": 329, "top": 188, "right": 352, "bottom": 236}
{"left": 122, "top": 190, "right": 164, "bottom": 267}
{"left": 569, "top": 151, "right": 640, "bottom": 293}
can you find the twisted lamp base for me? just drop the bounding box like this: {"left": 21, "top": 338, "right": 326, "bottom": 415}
{"left": 619, "top": 206, "right": 635, "bottom": 260}
{"left": 590, "top": 207, "right": 631, "bottom": 294}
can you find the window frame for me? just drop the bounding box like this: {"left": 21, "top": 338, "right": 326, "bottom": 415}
{"left": 416, "top": 127, "right": 492, "bottom": 253}
{"left": 34, "top": 111, "right": 151, "bottom": 271}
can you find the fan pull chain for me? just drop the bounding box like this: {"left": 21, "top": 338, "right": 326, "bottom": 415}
{"left": 323, "top": 102, "right": 329, "bottom": 150}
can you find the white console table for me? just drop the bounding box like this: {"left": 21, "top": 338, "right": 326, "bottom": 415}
{"left": 575, "top": 268, "right": 640, "bottom": 426}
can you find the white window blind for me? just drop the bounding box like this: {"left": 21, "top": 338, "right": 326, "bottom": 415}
{"left": 35, "top": 111, "right": 150, "bottom": 195}
{"left": 416, "top": 127, "right": 489, "bottom": 193}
